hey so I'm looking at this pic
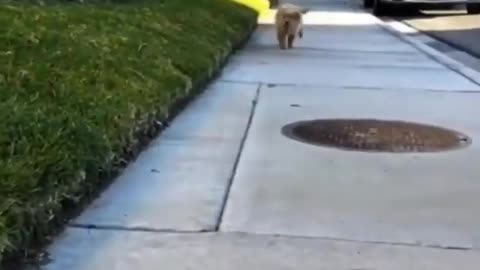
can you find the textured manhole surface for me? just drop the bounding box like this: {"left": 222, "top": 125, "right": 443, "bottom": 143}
{"left": 281, "top": 119, "right": 471, "bottom": 153}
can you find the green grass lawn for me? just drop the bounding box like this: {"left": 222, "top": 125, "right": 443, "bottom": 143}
{"left": 0, "top": 0, "right": 261, "bottom": 265}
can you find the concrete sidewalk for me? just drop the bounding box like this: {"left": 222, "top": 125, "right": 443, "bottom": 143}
{"left": 36, "top": 0, "right": 480, "bottom": 269}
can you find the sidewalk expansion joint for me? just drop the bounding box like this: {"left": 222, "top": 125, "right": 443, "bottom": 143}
{"left": 214, "top": 83, "right": 262, "bottom": 231}
{"left": 265, "top": 46, "right": 420, "bottom": 55}
{"left": 217, "top": 80, "right": 260, "bottom": 85}
{"left": 222, "top": 231, "right": 476, "bottom": 251}
{"left": 66, "top": 224, "right": 478, "bottom": 252}
{"left": 69, "top": 223, "right": 215, "bottom": 234}
{"left": 218, "top": 80, "right": 480, "bottom": 93}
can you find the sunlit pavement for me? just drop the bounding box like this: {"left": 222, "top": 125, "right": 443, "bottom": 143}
{"left": 35, "top": 1, "right": 480, "bottom": 269}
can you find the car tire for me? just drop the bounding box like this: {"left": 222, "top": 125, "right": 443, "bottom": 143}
{"left": 364, "top": 0, "right": 374, "bottom": 8}
{"left": 466, "top": 3, "right": 480, "bottom": 14}
{"left": 399, "top": 4, "right": 418, "bottom": 15}
{"left": 373, "top": 0, "right": 389, "bottom": 15}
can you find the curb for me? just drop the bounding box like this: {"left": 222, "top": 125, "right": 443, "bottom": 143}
{"left": 374, "top": 16, "right": 480, "bottom": 88}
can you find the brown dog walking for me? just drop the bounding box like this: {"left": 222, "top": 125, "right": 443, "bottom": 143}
{"left": 275, "top": 3, "right": 309, "bottom": 49}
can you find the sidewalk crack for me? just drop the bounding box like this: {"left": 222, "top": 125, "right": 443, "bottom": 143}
{"left": 214, "top": 83, "right": 262, "bottom": 231}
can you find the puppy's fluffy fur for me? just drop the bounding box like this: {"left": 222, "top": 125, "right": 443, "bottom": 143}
{"left": 274, "top": 3, "right": 309, "bottom": 49}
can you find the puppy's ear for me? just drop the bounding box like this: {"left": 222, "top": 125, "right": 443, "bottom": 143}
{"left": 300, "top": 8, "right": 309, "bottom": 14}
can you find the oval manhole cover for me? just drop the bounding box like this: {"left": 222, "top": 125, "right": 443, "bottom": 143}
{"left": 281, "top": 119, "right": 471, "bottom": 153}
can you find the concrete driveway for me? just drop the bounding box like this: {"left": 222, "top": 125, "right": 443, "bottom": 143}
{"left": 36, "top": 0, "right": 480, "bottom": 269}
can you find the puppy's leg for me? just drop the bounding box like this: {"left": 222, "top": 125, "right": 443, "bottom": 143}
{"left": 287, "top": 34, "right": 295, "bottom": 49}
{"left": 298, "top": 27, "right": 303, "bottom": 38}
{"left": 277, "top": 29, "right": 287, "bottom": 49}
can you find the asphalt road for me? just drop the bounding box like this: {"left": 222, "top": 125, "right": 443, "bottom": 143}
{"left": 391, "top": 10, "right": 480, "bottom": 59}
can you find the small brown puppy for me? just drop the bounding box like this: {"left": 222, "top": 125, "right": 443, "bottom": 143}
{"left": 275, "top": 3, "right": 309, "bottom": 49}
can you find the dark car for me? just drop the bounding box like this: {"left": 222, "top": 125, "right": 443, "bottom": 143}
{"left": 364, "top": 0, "right": 480, "bottom": 15}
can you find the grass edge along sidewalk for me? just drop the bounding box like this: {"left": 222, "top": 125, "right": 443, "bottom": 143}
{"left": 0, "top": 0, "right": 267, "bottom": 267}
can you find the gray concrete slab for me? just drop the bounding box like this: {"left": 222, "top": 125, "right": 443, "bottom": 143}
{"left": 38, "top": 229, "right": 480, "bottom": 270}
{"left": 158, "top": 82, "right": 257, "bottom": 141}
{"left": 221, "top": 84, "right": 480, "bottom": 249}
{"left": 230, "top": 46, "right": 445, "bottom": 69}
{"left": 251, "top": 24, "right": 418, "bottom": 53}
{"left": 72, "top": 81, "right": 257, "bottom": 231}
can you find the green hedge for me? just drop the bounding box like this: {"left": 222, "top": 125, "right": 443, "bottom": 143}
{"left": 0, "top": 0, "right": 258, "bottom": 265}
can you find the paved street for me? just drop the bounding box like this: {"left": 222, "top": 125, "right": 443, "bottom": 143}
{"left": 34, "top": 0, "right": 480, "bottom": 269}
